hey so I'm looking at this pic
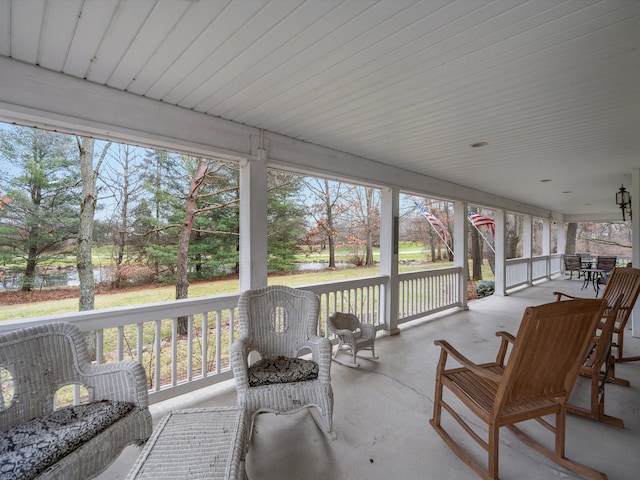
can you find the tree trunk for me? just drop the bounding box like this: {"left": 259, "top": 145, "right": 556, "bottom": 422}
{"left": 77, "top": 137, "right": 110, "bottom": 359}
{"left": 22, "top": 253, "right": 37, "bottom": 292}
{"left": 471, "top": 227, "right": 483, "bottom": 280}
{"left": 176, "top": 158, "right": 208, "bottom": 335}
{"left": 325, "top": 179, "right": 336, "bottom": 268}
{"left": 364, "top": 187, "right": 375, "bottom": 266}
{"left": 566, "top": 223, "right": 577, "bottom": 254}
{"left": 429, "top": 236, "right": 436, "bottom": 262}
{"left": 113, "top": 160, "right": 130, "bottom": 289}
{"left": 485, "top": 243, "right": 495, "bottom": 275}
{"left": 22, "top": 189, "right": 41, "bottom": 292}
{"left": 78, "top": 139, "right": 111, "bottom": 305}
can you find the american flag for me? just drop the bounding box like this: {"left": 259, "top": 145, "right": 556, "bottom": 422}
{"left": 468, "top": 211, "right": 495, "bottom": 236}
{"left": 414, "top": 201, "right": 450, "bottom": 243}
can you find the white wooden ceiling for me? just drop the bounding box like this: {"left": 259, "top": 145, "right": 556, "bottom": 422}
{"left": 1, "top": 0, "right": 639, "bottom": 218}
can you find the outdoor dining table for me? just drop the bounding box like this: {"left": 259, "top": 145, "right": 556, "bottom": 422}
{"left": 580, "top": 268, "right": 605, "bottom": 295}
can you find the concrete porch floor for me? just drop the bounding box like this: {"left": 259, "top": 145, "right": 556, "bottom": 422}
{"left": 99, "top": 276, "right": 640, "bottom": 480}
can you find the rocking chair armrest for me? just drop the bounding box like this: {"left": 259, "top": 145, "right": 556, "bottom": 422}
{"left": 494, "top": 331, "right": 516, "bottom": 365}
{"left": 332, "top": 328, "right": 356, "bottom": 343}
{"left": 332, "top": 328, "right": 353, "bottom": 336}
{"left": 434, "top": 340, "right": 502, "bottom": 383}
{"left": 495, "top": 331, "right": 516, "bottom": 343}
{"left": 553, "top": 291, "right": 581, "bottom": 301}
{"left": 308, "top": 335, "right": 333, "bottom": 381}
{"left": 360, "top": 323, "right": 376, "bottom": 337}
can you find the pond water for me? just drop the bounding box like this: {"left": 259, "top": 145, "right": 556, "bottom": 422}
{"left": 0, "top": 267, "right": 105, "bottom": 291}
{"left": 0, "top": 262, "right": 351, "bottom": 290}
{"left": 295, "top": 261, "right": 350, "bottom": 271}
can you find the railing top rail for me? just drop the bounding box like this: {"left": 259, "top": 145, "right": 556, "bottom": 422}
{"left": 399, "top": 266, "right": 461, "bottom": 281}
{"left": 0, "top": 293, "right": 241, "bottom": 333}
{"left": 293, "top": 275, "right": 388, "bottom": 295}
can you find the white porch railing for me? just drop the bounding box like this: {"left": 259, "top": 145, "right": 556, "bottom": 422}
{"left": 0, "top": 266, "right": 485, "bottom": 404}
{"left": 398, "top": 267, "right": 462, "bottom": 324}
{"left": 506, "top": 254, "right": 562, "bottom": 291}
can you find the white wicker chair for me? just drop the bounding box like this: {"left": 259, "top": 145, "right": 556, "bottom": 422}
{"left": 327, "top": 312, "right": 378, "bottom": 367}
{"left": 230, "top": 286, "right": 333, "bottom": 437}
{"left": 0, "top": 322, "right": 152, "bottom": 480}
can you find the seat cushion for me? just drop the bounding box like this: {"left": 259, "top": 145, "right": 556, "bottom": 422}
{"left": 0, "top": 400, "right": 134, "bottom": 480}
{"left": 248, "top": 357, "right": 319, "bottom": 387}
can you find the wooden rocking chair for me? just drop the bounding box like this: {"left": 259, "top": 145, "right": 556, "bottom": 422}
{"left": 430, "top": 298, "right": 607, "bottom": 480}
{"left": 562, "top": 294, "right": 625, "bottom": 428}
{"left": 554, "top": 266, "right": 640, "bottom": 363}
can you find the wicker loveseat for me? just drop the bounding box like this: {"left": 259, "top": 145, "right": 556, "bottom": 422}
{"left": 0, "top": 322, "right": 153, "bottom": 480}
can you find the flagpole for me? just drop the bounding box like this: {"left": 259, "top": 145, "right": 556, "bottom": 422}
{"left": 413, "top": 201, "right": 454, "bottom": 256}
{"left": 467, "top": 216, "right": 496, "bottom": 253}
{"left": 426, "top": 220, "right": 454, "bottom": 256}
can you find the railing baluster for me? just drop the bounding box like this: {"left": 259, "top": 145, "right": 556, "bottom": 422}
{"left": 171, "top": 318, "right": 178, "bottom": 387}
{"left": 117, "top": 325, "right": 124, "bottom": 361}
{"left": 216, "top": 310, "right": 222, "bottom": 374}
{"left": 200, "top": 312, "right": 207, "bottom": 377}
{"left": 154, "top": 321, "right": 161, "bottom": 392}
{"left": 136, "top": 323, "right": 143, "bottom": 363}
{"left": 96, "top": 329, "right": 104, "bottom": 364}
{"left": 187, "top": 315, "right": 193, "bottom": 382}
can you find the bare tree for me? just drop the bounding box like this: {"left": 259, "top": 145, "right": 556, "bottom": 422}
{"left": 101, "top": 144, "right": 146, "bottom": 288}
{"left": 76, "top": 137, "right": 111, "bottom": 311}
{"left": 340, "top": 185, "right": 380, "bottom": 266}
{"left": 304, "top": 178, "right": 347, "bottom": 268}
{"left": 176, "top": 158, "right": 208, "bottom": 306}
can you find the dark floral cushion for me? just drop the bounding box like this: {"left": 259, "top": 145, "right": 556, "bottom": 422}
{"left": 248, "top": 357, "right": 319, "bottom": 387}
{"left": 0, "top": 400, "right": 134, "bottom": 480}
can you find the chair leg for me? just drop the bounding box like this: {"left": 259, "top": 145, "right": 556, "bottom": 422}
{"left": 614, "top": 330, "right": 640, "bottom": 362}
{"left": 431, "top": 372, "right": 443, "bottom": 427}
{"left": 568, "top": 361, "right": 624, "bottom": 428}
{"left": 507, "top": 414, "right": 607, "bottom": 480}
{"left": 309, "top": 406, "right": 335, "bottom": 440}
{"left": 488, "top": 424, "right": 499, "bottom": 479}
{"left": 332, "top": 343, "right": 359, "bottom": 367}
{"left": 606, "top": 354, "right": 631, "bottom": 386}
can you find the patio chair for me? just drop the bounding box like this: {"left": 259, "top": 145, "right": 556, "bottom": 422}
{"left": 327, "top": 312, "right": 378, "bottom": 367}
{"left": 596, "top": 255, "right": 617, "bottom": 273}
{"left": 230, "top": 285, "right": 333, "bottom": 438}
{"left": 563, "top": 254, "right": 583, "bottom": 279}
{"left": 554, "top": 266, "right": 640, "bottom": 363}
{"left": 559, "top": 294, "right": 626, "bottom": 427}
{"left": 430, "top": 298, "right": 607, "bottom": 480}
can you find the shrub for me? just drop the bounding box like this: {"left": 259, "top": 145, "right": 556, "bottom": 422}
{"left": 476, "top": 280, "right": 495, "bottom": 298}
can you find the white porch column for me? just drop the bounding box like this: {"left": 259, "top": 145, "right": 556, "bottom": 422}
{"left": 454, "top": 200, "right": 469, "bottom": 310}
{"left": 239, "top": 158, "right": 268, "bottom": 291}
{"left": 557, "top": 222, "right": 567, "bottom": 254}
{"left": 542, "top": 218, "right": 551, "bottom": 279}
{"left": 494, "top": 210, "right": 506, "bottom": 296}
{"left": 631, "top": 169, "right": 640, "bottom": 337}
{"left": 522, "top": 215, "right": 532, "bottom": 285}
{"left": 380, "top": 186, "right": 399, "bottom": 335}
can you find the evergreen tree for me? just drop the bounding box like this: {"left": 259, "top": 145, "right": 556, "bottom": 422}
{"left": 0, "top": 127, "right": 80, "bottom": 291}
{"left": 267, "top": 171, "right": 306, "bottom": 273}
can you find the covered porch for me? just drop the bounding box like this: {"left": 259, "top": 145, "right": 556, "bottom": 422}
{"left": 99, "top": 276, "right": 640, "bottom": 480}
{"left": 0, "top": 2, "right": 639, "bottom": 478}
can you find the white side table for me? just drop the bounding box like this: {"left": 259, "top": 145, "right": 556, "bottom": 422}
{"left": 126, "top": 406, "right": 246, "bottom": 480}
